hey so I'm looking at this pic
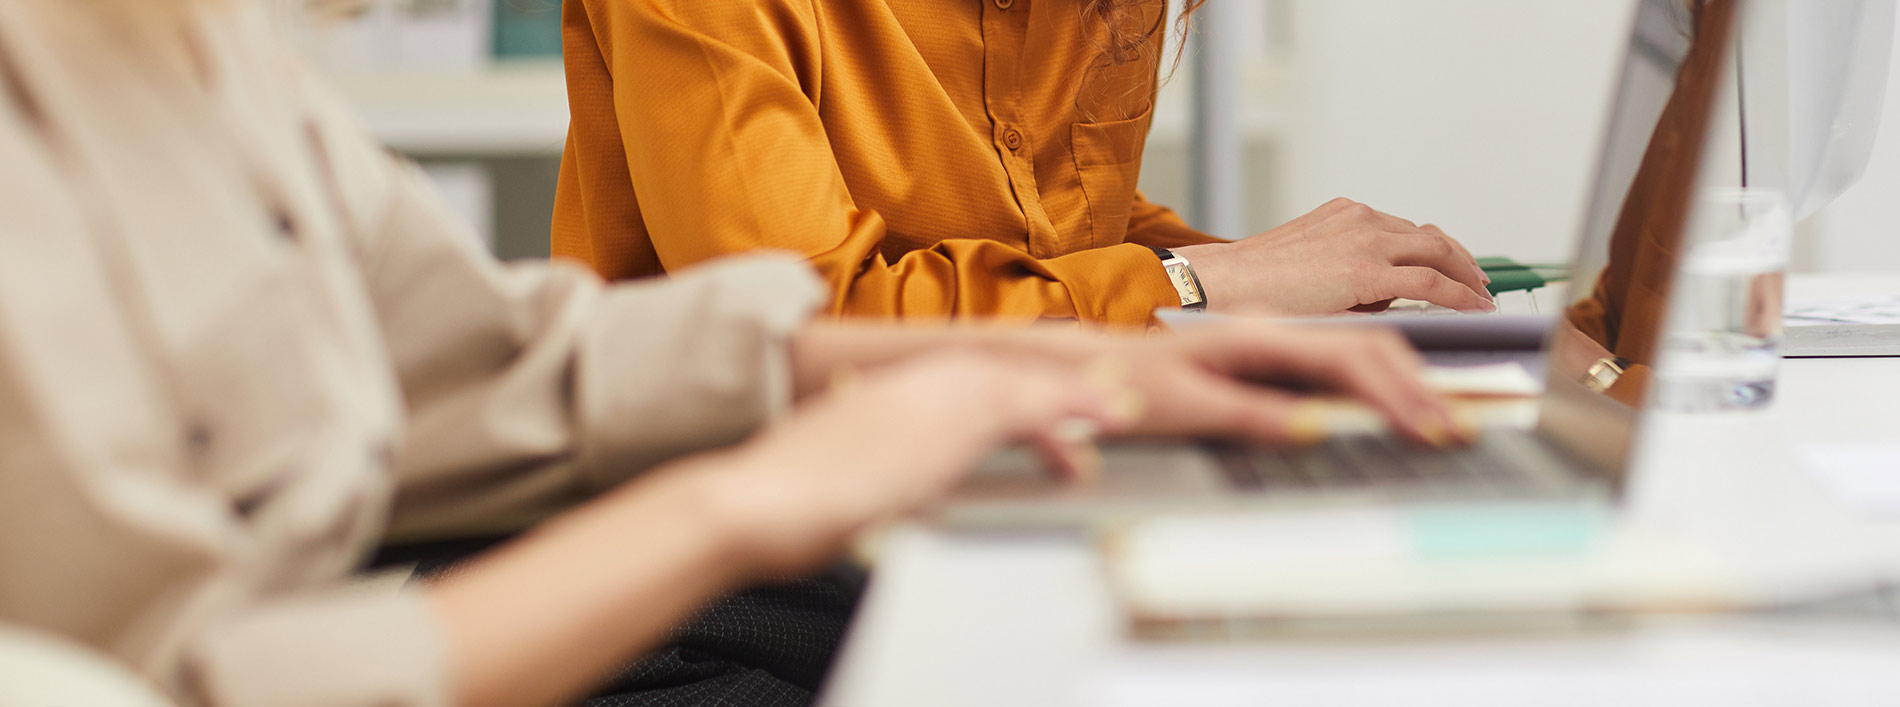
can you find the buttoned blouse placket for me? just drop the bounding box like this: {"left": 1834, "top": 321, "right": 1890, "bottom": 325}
{"left": 980, "top": 0, "right": 1060, "bottom": 259}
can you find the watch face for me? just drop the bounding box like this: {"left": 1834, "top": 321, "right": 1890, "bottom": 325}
{"left": 1583, "top": 359, "right": 1623, "bottom": 393}
{"left": 1166, "top": 263, "right": 1204, "bottom": 306}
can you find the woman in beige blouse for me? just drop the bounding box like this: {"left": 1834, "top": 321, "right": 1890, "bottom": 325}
{"left": 0, "top": 2, "right": 1462, "bottom": 705}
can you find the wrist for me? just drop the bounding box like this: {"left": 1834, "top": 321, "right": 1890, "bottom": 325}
{"left": 789, "top": 323, "right": 859, "bottom": 403}
{"left": 660, "top": 447, "right": 846, "bottom": 580}
{"left": 1167, "top": 243, "right": 1225, "bottom": 310}
{"left": 615, "top": 455, "right": 784, "bottom": 581}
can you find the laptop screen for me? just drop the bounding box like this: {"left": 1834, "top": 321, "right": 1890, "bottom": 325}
{"left": 1537, "top": 0, "right": 1740, "bottom": 478}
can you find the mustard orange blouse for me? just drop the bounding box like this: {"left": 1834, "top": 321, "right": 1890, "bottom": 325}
{"left": 552, "top": 0, "right": 1218, "bottom": 325}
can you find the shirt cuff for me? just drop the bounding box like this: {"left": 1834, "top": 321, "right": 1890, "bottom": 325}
{"left": 1040, "top": 243, "right": 1181, "bottom": 327}
{"left": 185, "top": 590, "right": 447, "bottom": 707}
{"left": 572, "top": 254, "right": 826, "bottom": 487}
{"left": 1126, "top": 218, "right": 1223, "bottom": 250}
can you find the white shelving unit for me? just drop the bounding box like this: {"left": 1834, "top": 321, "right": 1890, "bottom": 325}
{"left": 325, "top": 59, "right": 569, "bottom": 258}
{"left": 329, "top": 59, "right": 1291, "bottom": 156}
{"left": 330, "top": 59, "right": 569, "bottom": 156}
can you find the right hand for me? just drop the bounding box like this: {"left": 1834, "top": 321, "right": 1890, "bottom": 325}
{"left": 1174, "top": 198, "right": 1497, "bottom": 316}
{"left": 690, "top": 352, "right": 1135, "bottom": 577}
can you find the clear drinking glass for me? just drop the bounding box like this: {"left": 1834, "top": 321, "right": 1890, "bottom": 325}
{"left": 1654, "top": 188, "right": 1792, "bottom": 412}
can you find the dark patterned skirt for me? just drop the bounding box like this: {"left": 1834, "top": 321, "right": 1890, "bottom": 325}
{"left": 377, "top": 537, "right": 866, "bottom": 707}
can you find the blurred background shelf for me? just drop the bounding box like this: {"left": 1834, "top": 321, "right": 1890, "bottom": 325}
{"left": 330, "top": 59, "right": 569, "bottom": 156}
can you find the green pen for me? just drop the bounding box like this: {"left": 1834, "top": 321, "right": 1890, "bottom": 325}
{"left": 1477, "top": 257, "right": 1568, "bottom": 296}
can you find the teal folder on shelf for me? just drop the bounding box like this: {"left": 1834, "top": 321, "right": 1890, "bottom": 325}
{"left": 495, "top": 0, "right": 563, "bottom": 58}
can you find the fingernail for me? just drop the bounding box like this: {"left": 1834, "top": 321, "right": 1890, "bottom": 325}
{"left": 1286, "top": 403, "right": 1331, "bottom": 447}
{"left": 1109, "top": 389, "right": 1148, "bottom": 427}
{"left": 1085, "top": 356, "right": 1133, "bottom": 387}
{"left": 1451, "top": 408, "right": 1482, "bottom": 443}
{"left": 1050, "top": 419, "right": 1106, "bottom": 483}
{"left": 1478, "top": 299, "right": 1499, "bottom": 313}
{"left": 1415, "top": 418, "right": 1452, "bottom": 448}
{"left": 1053, "top": 417, "right": 1102, "bottom": 444}
{"left": 1084, "top": 356, "right": 1145, "bottom": 426}
{"left": 1068, "top": 443, "right": 1105, "bottom": 484}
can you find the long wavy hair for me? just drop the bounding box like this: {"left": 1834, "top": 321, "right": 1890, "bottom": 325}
{"left": 1086, "top": 0, "right": 1206, "bottom": 70}
{"left": 1075, "top": 0, "right": 1203, "bottom": 117}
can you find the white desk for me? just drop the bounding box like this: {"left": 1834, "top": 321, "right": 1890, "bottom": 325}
{"left": 821, "top": 274, "right": 1900, "bottom": 706}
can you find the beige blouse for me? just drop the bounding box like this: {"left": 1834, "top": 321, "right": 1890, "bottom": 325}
{"left": 0, "top": 2, "right": 825, "bottom": 705}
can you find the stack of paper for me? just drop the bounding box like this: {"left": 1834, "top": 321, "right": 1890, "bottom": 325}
{"left": 1784, "top": 295, "right": 1900, "bottom": 357}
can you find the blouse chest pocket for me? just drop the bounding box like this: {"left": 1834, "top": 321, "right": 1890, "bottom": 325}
{"left": 1070, "top": 109, "right": 1153, "bottom": 249}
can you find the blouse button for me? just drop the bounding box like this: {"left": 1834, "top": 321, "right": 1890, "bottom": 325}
{"left": 1002, "top": 128, "right": 1024, "bottom": 151}
{"left": 185, "top": 422, "right": 214, "bottom": 459}
{"left": 271, "top": 207, "right": 299, "bottom": 243}
{"left": 994, "top": 0, "right": 1014, "bottom": 9}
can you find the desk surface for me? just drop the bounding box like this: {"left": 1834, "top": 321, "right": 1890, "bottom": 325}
{"left": 821, "top": 273, "right": 1900, "bottom": 707}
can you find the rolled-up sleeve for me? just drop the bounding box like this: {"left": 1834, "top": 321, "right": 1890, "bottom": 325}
{"left": 185, "top": 591, "right": 446, "bottom": 707}
{"left": 299, "top": 81, "right": 824, "bottom": 536}
{"left": 566, "top": 256, "right": 822, "bottom": 485}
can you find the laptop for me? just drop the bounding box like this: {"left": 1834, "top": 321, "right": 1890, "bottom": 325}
{"left": 938, "top": 0, "right": 1738, "bottom": 530}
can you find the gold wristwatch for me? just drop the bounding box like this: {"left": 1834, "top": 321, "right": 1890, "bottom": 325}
{"left": 1581, "top": 357, "right": 1633, "bottom": 394}
{"left": 1148, "top": 247, "right": 1207, "bottom": 311}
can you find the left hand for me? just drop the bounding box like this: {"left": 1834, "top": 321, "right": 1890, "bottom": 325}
{"left": 793, "top": 319, "right": 1464, "bottom": 452}
{"left": 1102, "top": 321, "right": 1466, "bottom": 448}
{"left": 1171, "top": 198, "right": 1495, "bottom": 315}
{"left": 695, "top": 352, "right": 1137, "bottom": 577}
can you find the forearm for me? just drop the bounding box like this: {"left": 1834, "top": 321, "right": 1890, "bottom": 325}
{"left": 424, "top": 464, "right": 754, "bottom": 706}
{"left": 788, "top": 322, "right": 1131, "bottom": 401}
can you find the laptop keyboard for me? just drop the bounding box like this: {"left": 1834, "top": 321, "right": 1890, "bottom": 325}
{"left": 1212, "top": 431, "right": 1551, "bottom": 492}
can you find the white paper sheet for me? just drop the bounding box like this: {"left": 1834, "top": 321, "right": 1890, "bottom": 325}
{"left": 1786, "top": 295, "right": 1900, "bottom": 326}
{"left": 1423, "top": 362, "right": 1544, "bottom": 398}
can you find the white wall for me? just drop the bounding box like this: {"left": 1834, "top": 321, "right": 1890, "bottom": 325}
{"left": 1154, "top": 0, "right": 1900, "bottom": 273}
{"left": 1803, "top": 17, "right": 1900, "bottom": 273}
{"left": 1277, "top": 0, "right": 1636, "bottom": 264}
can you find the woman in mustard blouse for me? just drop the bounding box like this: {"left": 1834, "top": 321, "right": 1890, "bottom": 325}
{"left": 553, "top": 0, "right": 1498, "bottom": 325}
